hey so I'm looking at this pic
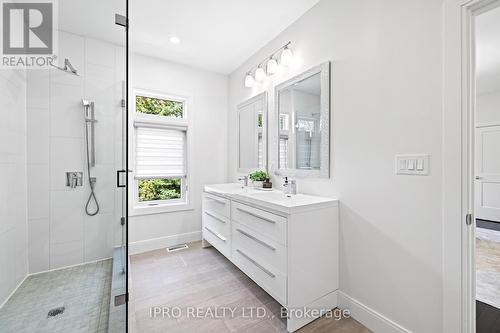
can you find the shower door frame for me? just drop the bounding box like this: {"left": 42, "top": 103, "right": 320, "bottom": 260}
{"left": 125, "top": 0, "right": 130, "bottom": 329}
{"left": 115, "top": 0, "right": 130, "bottom": 329}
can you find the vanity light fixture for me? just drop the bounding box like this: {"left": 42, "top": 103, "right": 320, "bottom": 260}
{"left": 280, "top": 44, "right": 293, "bottom": 66}
{"left": 243, "top": 41, "right": 293, "bottom": 87}
{"left": 255, "top": 66, "right": 266, "bottom": 81}
{"left": 244, "top": 72, "right": 255, "bottom": 87}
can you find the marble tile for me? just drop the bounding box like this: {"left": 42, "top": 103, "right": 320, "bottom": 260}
{"left": 0, "top": 260, "right": 112, "bottom": 333}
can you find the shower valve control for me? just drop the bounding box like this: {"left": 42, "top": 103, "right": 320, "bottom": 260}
{"left": 66, "top": 172, "right": 83, "bottom": 188}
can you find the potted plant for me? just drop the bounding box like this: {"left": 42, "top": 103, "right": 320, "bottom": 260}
{"left": 249, "top": 170, "right": 269, "bottom": 188}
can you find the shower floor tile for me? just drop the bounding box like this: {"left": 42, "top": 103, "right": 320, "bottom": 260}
{"left": 0, "top": 259, "right": 112, "bottom": 333}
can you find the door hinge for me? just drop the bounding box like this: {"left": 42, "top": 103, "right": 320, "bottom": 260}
{"left": 466, "top": 213, "right": 473, "bottom": 225}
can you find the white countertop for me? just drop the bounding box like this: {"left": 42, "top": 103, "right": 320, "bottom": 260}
{"left": 204, "top": 183, "right": 338, "bottom": 214}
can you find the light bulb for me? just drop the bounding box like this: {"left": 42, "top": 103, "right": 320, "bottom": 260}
{"left": 255, "top": 66, "right": 266, "bottom": 81}
{"left": 244, "top": 73, "right": 255, "bottom": 87}
{"left": 266, "top": 57, "right": 278, "bottom": 75}
{"left": 281, "top": 46, "right": 293, "bottom": 66}
{"left": 169, "top": 36, "right": 181, "bottom": 44}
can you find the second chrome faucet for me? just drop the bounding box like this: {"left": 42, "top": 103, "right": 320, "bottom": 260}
{"left": 282, "top": 177, "right": 297, "bottom": 195}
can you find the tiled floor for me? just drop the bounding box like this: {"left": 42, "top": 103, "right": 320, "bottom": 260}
{"left": 0, "top": 259, "right": 112, "bottom": 333}
{"left": 129, "top": 241, "right": 370, "bottom": 333}
{"left": 476, "top": 227, "right": 500, "bottom": 309}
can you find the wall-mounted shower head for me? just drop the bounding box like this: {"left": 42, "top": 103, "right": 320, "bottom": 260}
{"left": 51, "top": 58, "right": 79, "bottom": 76}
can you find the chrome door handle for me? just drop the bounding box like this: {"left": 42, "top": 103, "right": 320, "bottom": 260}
{"left": 204, "top": 211, "right": 226, "bottom": 223}
{"left": 236, "top": 228, "right": 276, "bottom": 251}
{"left": 204, "top": 227, "right": 226, "bottom": 242}
{"left": 236, "top": 208, "right": 276, "bottom": 224}
{"left": 236, "top": 249, "right": 276, "bottom": 278}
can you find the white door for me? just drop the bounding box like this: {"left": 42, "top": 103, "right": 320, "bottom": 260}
{"left": 475, "top": 125, "right": 500, "bottom": 222}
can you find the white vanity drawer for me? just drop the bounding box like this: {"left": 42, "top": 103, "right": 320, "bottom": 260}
{"left": 232, "top": 222, "right": 286, "bottom": 274}
{"left": 203, "top": 193, "right": 230, "bottom": 219}
{"left": 203, "top": 224, "right": 230, "bottom": 258}
{"left": 232, "top": 246, "right": 287, "bottom": 305}
{"left": 203, "top": 210, "right": 230, "bottom": 237}
{"left": 231, "top": 202, "right": 287, "bottom": 245}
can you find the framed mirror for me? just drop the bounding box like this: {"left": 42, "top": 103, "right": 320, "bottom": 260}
{"left": 275, "top": 62, "right": 330, "bottom": 178}
{"left": 237, "top": 92, "right": 267, "bottom": 172}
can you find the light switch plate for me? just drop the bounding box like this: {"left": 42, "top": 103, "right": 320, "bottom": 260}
{"left": 395, "top": 154, "right": 430, "bottom": 175}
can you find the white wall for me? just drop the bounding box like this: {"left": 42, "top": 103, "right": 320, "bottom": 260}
{"left": 228, "top": 0, "right": 443, "bottom": 332}
{"left": 477, "top": 90, "right": 500, "bottom": 124}
{"left": 0, "top": 69, "right": 28, "bottom": 306}
{"left": 128, "top": 54, "right": 228, "bottom": 252}
{"left": 26, "top": 31, "right": 125, "bottom": 273}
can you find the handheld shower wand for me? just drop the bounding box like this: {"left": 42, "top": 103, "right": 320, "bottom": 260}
{"left": 82, "top": 99, "right": 99, "bottom": 216}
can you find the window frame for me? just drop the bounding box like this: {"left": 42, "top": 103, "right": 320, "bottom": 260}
{"left": 130, "top": 88, "right": 193, "bottom": 216}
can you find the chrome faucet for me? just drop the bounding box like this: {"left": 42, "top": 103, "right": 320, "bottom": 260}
{"left": 289, "top": 180, "right": 297, "bottom": 195}
{"left": 238, "top": 175, "right": 249, "bottom": 187}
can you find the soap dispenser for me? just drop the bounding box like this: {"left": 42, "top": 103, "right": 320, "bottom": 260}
{"left": 283, "top": 177, "right": 289, "bottom": 194}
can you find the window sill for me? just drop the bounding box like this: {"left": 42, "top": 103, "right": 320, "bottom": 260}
{"left": 130, "top": 202, "right": 193, "bottom": 217}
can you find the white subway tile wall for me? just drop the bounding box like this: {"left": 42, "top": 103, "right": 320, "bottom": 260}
{"left": 26, "top": 31, "right": 125, "bottom": 273}
{"left": 0, "top": 69, "right": 28, "bottom": 305}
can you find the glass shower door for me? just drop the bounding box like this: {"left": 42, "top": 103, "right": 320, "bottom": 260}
{"left": 0, "top": 1, "right": 128, "bottom": 332}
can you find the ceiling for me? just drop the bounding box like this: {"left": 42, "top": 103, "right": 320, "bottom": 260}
{"left": 476, "top": 5, "right": 500, "bottom": 94}
{"left": 58, "top": 0, "right": 320, "bottom": 75}
{"left": 59, "top": 0, "right": 126, "bottom": 45}
{"left": 129, "top": 0, "right": 320, "bottom": 74}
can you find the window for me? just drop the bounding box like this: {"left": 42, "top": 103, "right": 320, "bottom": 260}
{"left": 279, "top": 113, "right": 289, "bottom": 131}
{"left": 136, "top": 95, "right": 183, "bottom": 118}
{"left": 133, "top": 91, "right": 190, "bottom": 213}
{"left": 257, "top": 111, "right": 263, "bottom": 168}
{"left": 279, "top": 136, "right": 288, "bottom": 169}
{"left": 279, "top": 113, "right": 290, "bottom": 169}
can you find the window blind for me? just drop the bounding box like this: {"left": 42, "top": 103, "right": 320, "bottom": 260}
{"left": 135, "top": 126, "right": 186, "bottom": 179}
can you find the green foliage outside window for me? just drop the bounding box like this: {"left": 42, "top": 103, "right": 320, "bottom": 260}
{"left": 136, "top": 95, "right": 183, "bottom": 118}
{"left": 139, "top": 179, "right": 181, "bottom": 202}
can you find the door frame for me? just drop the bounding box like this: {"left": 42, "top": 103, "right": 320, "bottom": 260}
{"left": 443, "top": 0, "right": 500, "bottom": 332}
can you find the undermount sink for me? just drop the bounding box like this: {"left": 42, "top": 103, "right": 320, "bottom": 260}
{"left": 204, "top": 183, "right": 337, "bottom": 214}
{"left": 203, "top": 183, "right": 245, "bottom": 195}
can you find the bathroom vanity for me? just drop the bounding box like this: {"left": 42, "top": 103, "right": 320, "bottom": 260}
{"left": 202, "top": 183, "right": 339, "bottom": 332}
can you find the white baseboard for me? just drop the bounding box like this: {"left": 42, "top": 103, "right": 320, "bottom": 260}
{"left": 129, "top": 231, "right": 202, "bottom": 255}
{"left": 0, "top": 274, "right": 28, "bottom": 309}
{"left": 338, "top": 291, "right": 411, "bottom": 333}
{"left": 287, "top": 290, "right": 339, "bottom": 332}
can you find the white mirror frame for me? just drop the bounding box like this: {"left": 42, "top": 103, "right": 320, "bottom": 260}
{"left": 275, "top": 61, "right": 331, "bottom": 178}
{"left": 237, "top": 92, "right": 268, "bottom": 173}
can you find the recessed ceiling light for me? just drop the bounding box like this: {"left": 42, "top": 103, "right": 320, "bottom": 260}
{"left": 169, "top": 36, "right": 181, "bottom": 44}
